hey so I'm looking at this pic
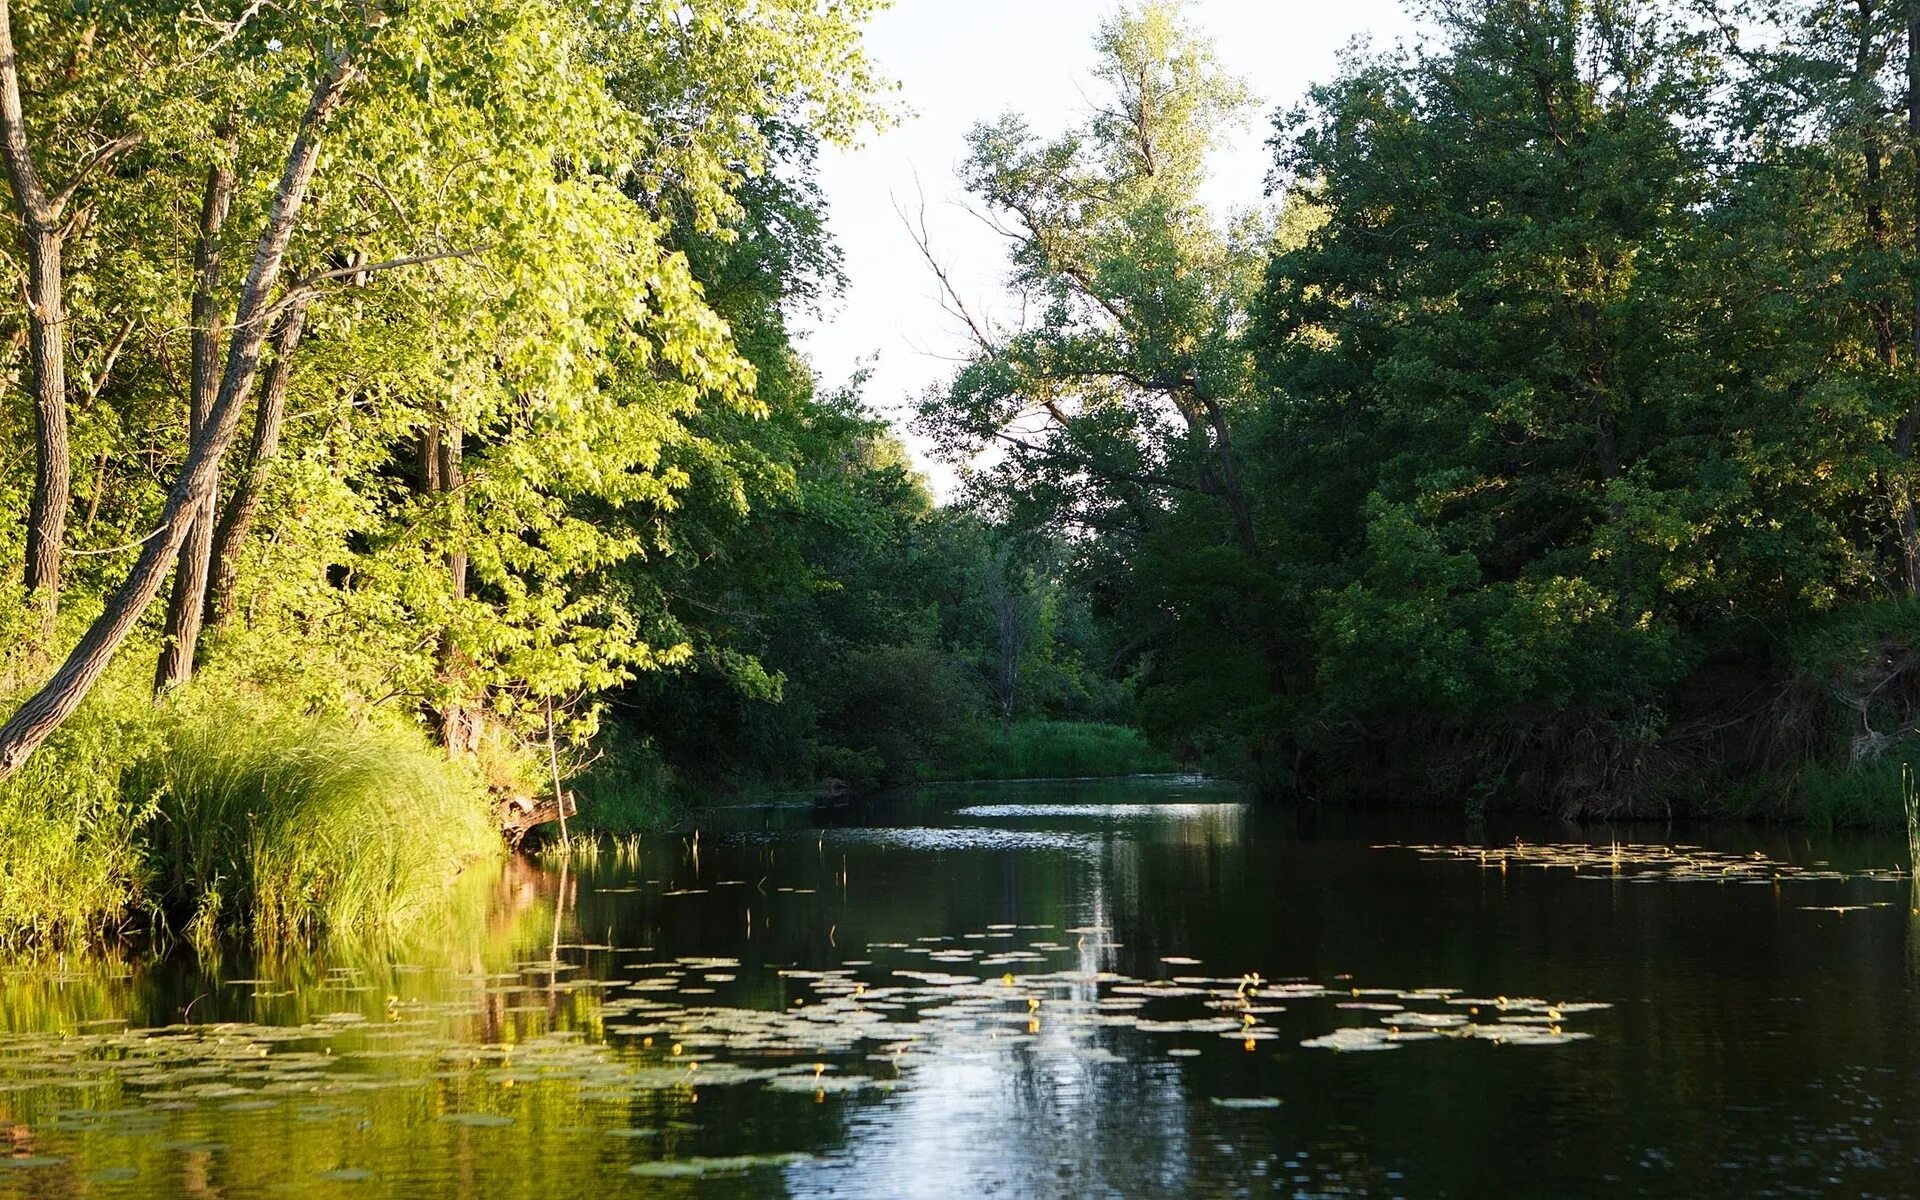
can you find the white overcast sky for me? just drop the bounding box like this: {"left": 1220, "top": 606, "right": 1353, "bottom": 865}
{"left": 794, "top": 1, "right": 1425, "bottom": 492}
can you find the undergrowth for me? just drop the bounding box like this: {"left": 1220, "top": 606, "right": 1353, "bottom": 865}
{"left": 923, "top": 720, "right": 1177, "bottom": 782}
{"left": 1800, "top": 747, "right": 1920, "bottom": 831}
{"left": 569, "top": 726, "right": 683, "bottom": 833}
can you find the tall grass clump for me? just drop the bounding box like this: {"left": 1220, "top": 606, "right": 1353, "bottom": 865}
{"left": 925, "top": 720, "right": 1178, "bottom": 782}
{"left": 136, "top": 699, "right": 501, "bottom": 946}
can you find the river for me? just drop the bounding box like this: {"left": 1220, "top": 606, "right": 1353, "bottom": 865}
{"left": 1, "top": 776, "right": 1918, "bottom": 1197}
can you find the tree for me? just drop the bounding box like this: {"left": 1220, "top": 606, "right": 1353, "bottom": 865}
{"left": 0, "top": 0, "right": 146, "bottom": 635}
{"left": 0, "top": 0, "right": 888, "bottom": 779}
{"left": 914, "top": 0, "right": 1284, "bottom": 760}
{"left": 0, "top": 32, "right": 361, "bottom": 775}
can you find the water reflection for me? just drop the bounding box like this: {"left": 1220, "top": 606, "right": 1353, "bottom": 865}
{"left": 1, "top": 780, "right": 1919, "bottom": 1196}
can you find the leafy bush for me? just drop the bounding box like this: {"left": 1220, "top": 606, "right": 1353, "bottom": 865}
{"left": 571, "top": 726, "right": 682, "bottom": 834}
{"left": 0, "top": 686, "right": 160, "bottom": 950}
{"left": 1800, "top": 748, "right": 1920, "bottom": 831}
{"left": 817, "top": 641, "right": 980, "bottom": 789}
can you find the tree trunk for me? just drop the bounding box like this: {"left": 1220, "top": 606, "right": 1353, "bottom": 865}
{"left": 206, "top": 298, "right": 308, "bottom": 630}
{"left": 1863, "top": 41, "right": 1898, "bottom": 373}
{"left": 0, "top": 1, "right": 68, "bottom": 635}
{"left": 20, "top": 224, "right": 67, "bottom": 634}
{"left": 0, "top": 53, "right": 358, "bottom": 780}
{"left": 426, "top": 420, "right": 475, "bottom": 753}
{"left": 1197, "top": 394, "right": 1258, "bottom": 561}
{"left": 156, "top": 128, "right": 238, "bottom": 693}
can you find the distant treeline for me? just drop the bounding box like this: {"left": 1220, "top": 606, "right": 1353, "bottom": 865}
{"left": 914, "top": 0, "right": 1920, "bottom": 822}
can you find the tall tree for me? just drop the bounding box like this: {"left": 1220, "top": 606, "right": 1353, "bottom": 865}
{"left": 154, "top": 123, "right": 237, "bottom": 693}
{"left": 914, "top": 0, "right": 1285, "bottom": 757}
{"left": 0, "top": 0, "right": 141, "bottom": 634}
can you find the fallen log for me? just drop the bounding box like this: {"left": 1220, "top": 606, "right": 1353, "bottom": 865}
{"left": 498, "top": 790, "right": 576, "bottom": 849}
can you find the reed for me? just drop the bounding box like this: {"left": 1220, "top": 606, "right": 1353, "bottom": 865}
{"left": 1904, "top": 764, "right": 1919, "bottom": 882}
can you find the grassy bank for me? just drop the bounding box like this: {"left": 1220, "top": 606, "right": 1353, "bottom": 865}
{"left": 922, "top": 720, "right": 1177, "bottom": 782}
{"left": 0, "top": 685, "right": 501, "bottom": 951}
{"left": 1796, "top": 752, "right": 1920, "bottom": 831}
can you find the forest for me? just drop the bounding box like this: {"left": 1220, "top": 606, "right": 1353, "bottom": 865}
{"left": 3, "top": 0, "right": 1920, "bottom": 950}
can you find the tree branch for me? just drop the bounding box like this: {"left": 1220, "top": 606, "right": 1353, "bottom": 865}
{"left": 49, "top": 132, "right": 143, "bottom": 217}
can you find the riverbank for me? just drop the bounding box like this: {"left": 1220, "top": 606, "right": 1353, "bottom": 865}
{"left": 16, "top": 682, "right": 1915, "bottom": 959}
{"left": 565, "top": 719, "right": 1179, "bottom": 834}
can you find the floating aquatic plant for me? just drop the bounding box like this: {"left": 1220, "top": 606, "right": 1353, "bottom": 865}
{"left": 1377, "top": 840, "right": 1907, "bottom": 885}
{"left": 627, "top": 1152, "right": 813, "bottom": 1177}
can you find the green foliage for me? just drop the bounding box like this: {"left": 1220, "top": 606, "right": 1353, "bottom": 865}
{"left": 925, "top": 721, "right": 1177, "bottom": 783}
{"left": 903, "top": 0, "right": 1920, "bottom": 819}
{"left": 570, "top": 726, "right": 683, "bottom": 835}
{"left": 814, "top": 640, "right": 982, "bottom": 789}
{"left": 1800, "top": 751, "right": 1920, "bottom": 831}
{"left": 0, "top": 686, "right": 159, "bottom": 950}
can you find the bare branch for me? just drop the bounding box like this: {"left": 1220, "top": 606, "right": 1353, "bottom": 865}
{"left": 49, "top": 132, "right": 143, "bottom": 217}
{"left": 258, "top": 246, "right": 484, "bottom": 326}
{"left": 896, "top": 180, "right": 1000, "bottom": 353}
{"left": 83, "top": 316, "right": 135, "bottom": 403}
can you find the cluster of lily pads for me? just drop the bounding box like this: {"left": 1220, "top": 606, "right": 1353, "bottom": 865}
{"left": 0, "top": 922, "right": 1613, "bottom": 1185}
{"left": 1377, "top": 840, "right": 1910, "bottom": 885}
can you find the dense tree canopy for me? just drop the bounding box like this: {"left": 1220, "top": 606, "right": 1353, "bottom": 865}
{"left": 13, "top": 0, "right": 1920, "bottom": 827}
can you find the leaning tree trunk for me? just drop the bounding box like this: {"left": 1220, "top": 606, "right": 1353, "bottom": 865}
{"left": 0, "top": 1, "right": 69, "bottom": 636}
{"left": 156, "top": 128, "right": 237, "bottom": 693}
{"left": 0, "top": 54, "right": 357, "bottom": 780}
{"left": 205, "top": 298, "right": 308, "bottom": 630}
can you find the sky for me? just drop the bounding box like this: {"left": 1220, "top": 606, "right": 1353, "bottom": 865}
{"left": 794, "top": 0, "right": 1424, "bottom": 493}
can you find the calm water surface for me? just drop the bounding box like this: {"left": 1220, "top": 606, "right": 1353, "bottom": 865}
{"left": 2, "top": 776, "right": 1919, "bottom": 1197}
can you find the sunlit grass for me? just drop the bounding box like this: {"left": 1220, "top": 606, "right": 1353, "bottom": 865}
{"left": 136, "top": 697, "right": 501, "bottom": 947}
{"left": 0, "top": 677, "right": 163, "bottom": 950}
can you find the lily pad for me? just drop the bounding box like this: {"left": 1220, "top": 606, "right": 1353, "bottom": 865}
{"left": 628, "top": 1153, "right": 813, "bottom": 1177}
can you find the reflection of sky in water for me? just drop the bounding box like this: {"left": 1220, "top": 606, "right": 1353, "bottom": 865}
{"left": 782, "top": 842, "right": 1200, "bottom": 1199}
{"left": 785, "top": 1048, "right": 1197, "bottom": 1198}
{"left": 819, "top": 827, "right": 1107, "bottom": 854}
